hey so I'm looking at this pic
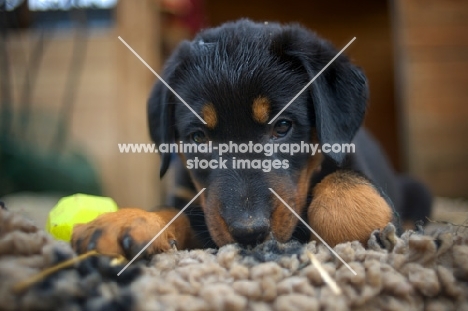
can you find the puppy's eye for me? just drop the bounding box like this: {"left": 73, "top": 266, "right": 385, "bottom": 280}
{"left": 191, "top": 131, "right": 207, "bottom": 144}
{"left": 273, "top": 119, "right": 292, "bottom": 138}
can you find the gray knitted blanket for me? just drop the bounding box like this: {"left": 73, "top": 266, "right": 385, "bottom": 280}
{"left": 1, "top": 208, "right": 467, "bottom": 311}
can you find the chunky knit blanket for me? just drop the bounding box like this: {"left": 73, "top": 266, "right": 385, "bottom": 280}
{"left": 1, "top": 208, "right": 467, "bottom": 311}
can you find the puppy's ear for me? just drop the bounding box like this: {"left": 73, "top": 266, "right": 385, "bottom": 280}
{"left": 148, "top": 41, "right": 191, "bottom": 178}
{"left": 148, "top": 81, "right": 174, "bottom": 178}
{"left": 270, "top": 26, "right": 368, "bottom": 164}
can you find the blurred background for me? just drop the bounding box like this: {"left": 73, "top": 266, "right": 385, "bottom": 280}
{"left": 1, "top": 0, "right": 467, "bottom": 227}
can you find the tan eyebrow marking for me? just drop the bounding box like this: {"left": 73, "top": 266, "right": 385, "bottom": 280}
{"left": 252, "top": 96, "right": 271, "bottom": 124}
{"left": 201, "top": 103, "right": 218, "bottom": 129}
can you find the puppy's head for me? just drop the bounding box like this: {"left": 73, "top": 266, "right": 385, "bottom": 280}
{"left": 148, "top": 19, "right": 368, "bottom": 247}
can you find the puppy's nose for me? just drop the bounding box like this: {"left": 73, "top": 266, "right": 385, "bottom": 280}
{"left": 230, "top": 220, "right": 269, "bottom": 246}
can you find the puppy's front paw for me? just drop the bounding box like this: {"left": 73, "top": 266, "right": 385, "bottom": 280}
{"left": 308, "top": 171, "right": 393, "bottom": 247}
{"left": 71, "top": 208, "right": 190, "bottom": 259}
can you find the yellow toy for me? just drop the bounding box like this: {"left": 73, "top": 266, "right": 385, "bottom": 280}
{"left": 46, "top": 194, "right": 118, "bottom": 242}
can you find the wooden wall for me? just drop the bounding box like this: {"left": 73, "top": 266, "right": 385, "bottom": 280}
{"left": 393, "top": 0, "right": 468, "bottom": 197}
{"left": 114, "top": 0, "right": 162, "bottom": 208}
{"left": 6, "top": 0, "right": 163, "bottom": 209}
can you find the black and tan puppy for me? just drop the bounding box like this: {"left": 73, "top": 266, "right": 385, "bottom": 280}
{"left": 72, "top": 20, "right": 431, "bottom": 258}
